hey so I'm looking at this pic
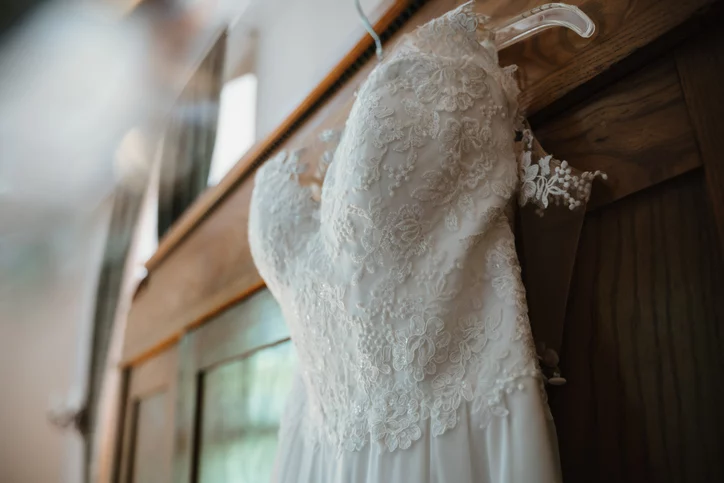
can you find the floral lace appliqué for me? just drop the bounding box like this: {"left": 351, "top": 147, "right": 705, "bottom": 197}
{"left": 248, "top": 2, "right": 574, "bottom": 455}
{"left": 517, "top": 126, "right": 607, "bottom": 215}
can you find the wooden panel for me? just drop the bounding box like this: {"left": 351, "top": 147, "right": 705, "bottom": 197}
{"left": 124, "top": 0, "right": 717, "bottom": 365}
{"left": 676, "top": 26, "right": 724, "bottom": 247}
{"left": 197, "top": 341, "right": 296, "bottom": 483}
{"left": 534, "top": 57, "right": 701, "bottom": 210}
{"left": 174, "top": 289, "right": 295, "bottom": 483}
{"left": 133, "top": 393, "right": 169, "bottom": 483}
{"left": 117, "top": 347, "right": 178, "bottom": 483}
{"left": 521, "top": 54, "right": 701, "bottom": 353}
{"left": 551, "top": 171, "right": 724, "bottom": 482}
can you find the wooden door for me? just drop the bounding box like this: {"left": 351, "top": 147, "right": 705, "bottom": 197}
{"left": 173, "top": 289, "right": 295, "bottom": 483}
{"left": 532, "top": 25, "right": 724, "bottom": 483}
{"left": 116, "top": 347, "right": 178, "bottom": 483}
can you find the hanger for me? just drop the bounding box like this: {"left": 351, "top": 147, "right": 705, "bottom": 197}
{"left": 354, "top": 0, "right": 384, "bottom": 61}
{"left": 488, "top": 3, "right": 596, "bottom": 51}
{"left": 354, "top": 2, "right": 595, "bottom": 61}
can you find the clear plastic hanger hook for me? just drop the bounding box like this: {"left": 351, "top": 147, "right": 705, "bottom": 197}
{"left": 354, "top": 0, "right": 383, "bottom": 60}
{"left": 491, "top": 3, "right": 596, "bottom": 51}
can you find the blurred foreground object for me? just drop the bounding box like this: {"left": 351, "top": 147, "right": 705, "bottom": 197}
{"left": 0, "top": 2, "right": 205, "bottom": 482}
{"left": 0, "top": 1, "right": 152, "bottom": 236}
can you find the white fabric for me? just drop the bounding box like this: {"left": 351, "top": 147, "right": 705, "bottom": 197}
{"left": 272, "top": 378, "right": 560, "bottom": 483}
{"left": 248, "top": 3, "right": 599, "bottom": 482}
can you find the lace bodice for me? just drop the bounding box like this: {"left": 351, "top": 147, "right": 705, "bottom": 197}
{"left": 249, "top": 2, "right": 601, "bottom": 454}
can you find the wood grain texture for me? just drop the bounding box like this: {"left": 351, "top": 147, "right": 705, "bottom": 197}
{"left": 550, "top": 171, "right": 724, "bottom": 482}
{"left": 521, "top": 55, "right": 701, "bottom": 355}
{"left": 534, "top": 57, "right": 701, "bottom": 210}
{"left": 123, "top": 0, "right": 715, "bottom": 365}
{"left": 676, "top": 27, "right": 724, "bottom": 248}
{"left": 509, "top": 0, "right": 716, "bottom": 114}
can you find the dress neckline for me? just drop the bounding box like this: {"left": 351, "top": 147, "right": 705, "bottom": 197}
{"left": 265, "top": 2, "right": 520, "bottom": 211}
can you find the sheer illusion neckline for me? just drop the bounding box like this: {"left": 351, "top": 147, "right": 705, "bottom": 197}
{"left": 271, "top": 1, "right": 520, "bottom": 210}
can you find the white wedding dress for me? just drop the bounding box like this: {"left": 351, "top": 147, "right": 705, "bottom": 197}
{"left": 249, "top": 3, "right": 601, "bottom": 482}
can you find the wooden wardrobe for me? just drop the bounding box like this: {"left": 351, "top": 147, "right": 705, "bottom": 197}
{"left": 109, "top": 0, "right": 724, "bottom": 482}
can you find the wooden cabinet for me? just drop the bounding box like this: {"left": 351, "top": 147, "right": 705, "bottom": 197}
{"left": 108, "top": 1, "right": 724, "bottom": 482}
{"left": 115, "top": 290, "right": 294, "bottom": 483}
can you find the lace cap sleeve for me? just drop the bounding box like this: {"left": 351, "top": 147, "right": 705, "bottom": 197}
{"left": 516, "top": 119, "right": 606, "bottom": 216}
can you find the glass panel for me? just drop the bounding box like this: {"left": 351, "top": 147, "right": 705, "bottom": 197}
{"left": 208, "top": 74, "right": 258, "bottom": 186}
{"left": 198, "top": 340, "right": 296, "bottom": 483}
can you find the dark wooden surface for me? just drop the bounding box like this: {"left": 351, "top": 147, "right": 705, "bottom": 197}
{"left": 534, "top": 57, "right": 701, "bottom": 211}
{"left": 676, "top": 27, "right": 724, "bottom": 248}
{"left": 521, "top": 54, "right": 702, "bottom": 354}
{"left": 551, "top": 170, "right": 724, "bottom": 482}
{"left": 123, "top": 0, "right": 716, "bottom": 366}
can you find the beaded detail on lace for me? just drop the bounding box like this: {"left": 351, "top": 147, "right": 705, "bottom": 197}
{"left": 249, "top": 1, "right": 598, "bottom": 454}
{"left": 517, "top": 125, "right": 607, "bottom": 215}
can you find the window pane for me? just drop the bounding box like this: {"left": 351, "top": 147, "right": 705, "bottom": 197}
{"left": 207, "top": 74, "right": 257, "bottom": 186}
{"left": 198, "top": 340, "right": 296, "bottom": 483}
